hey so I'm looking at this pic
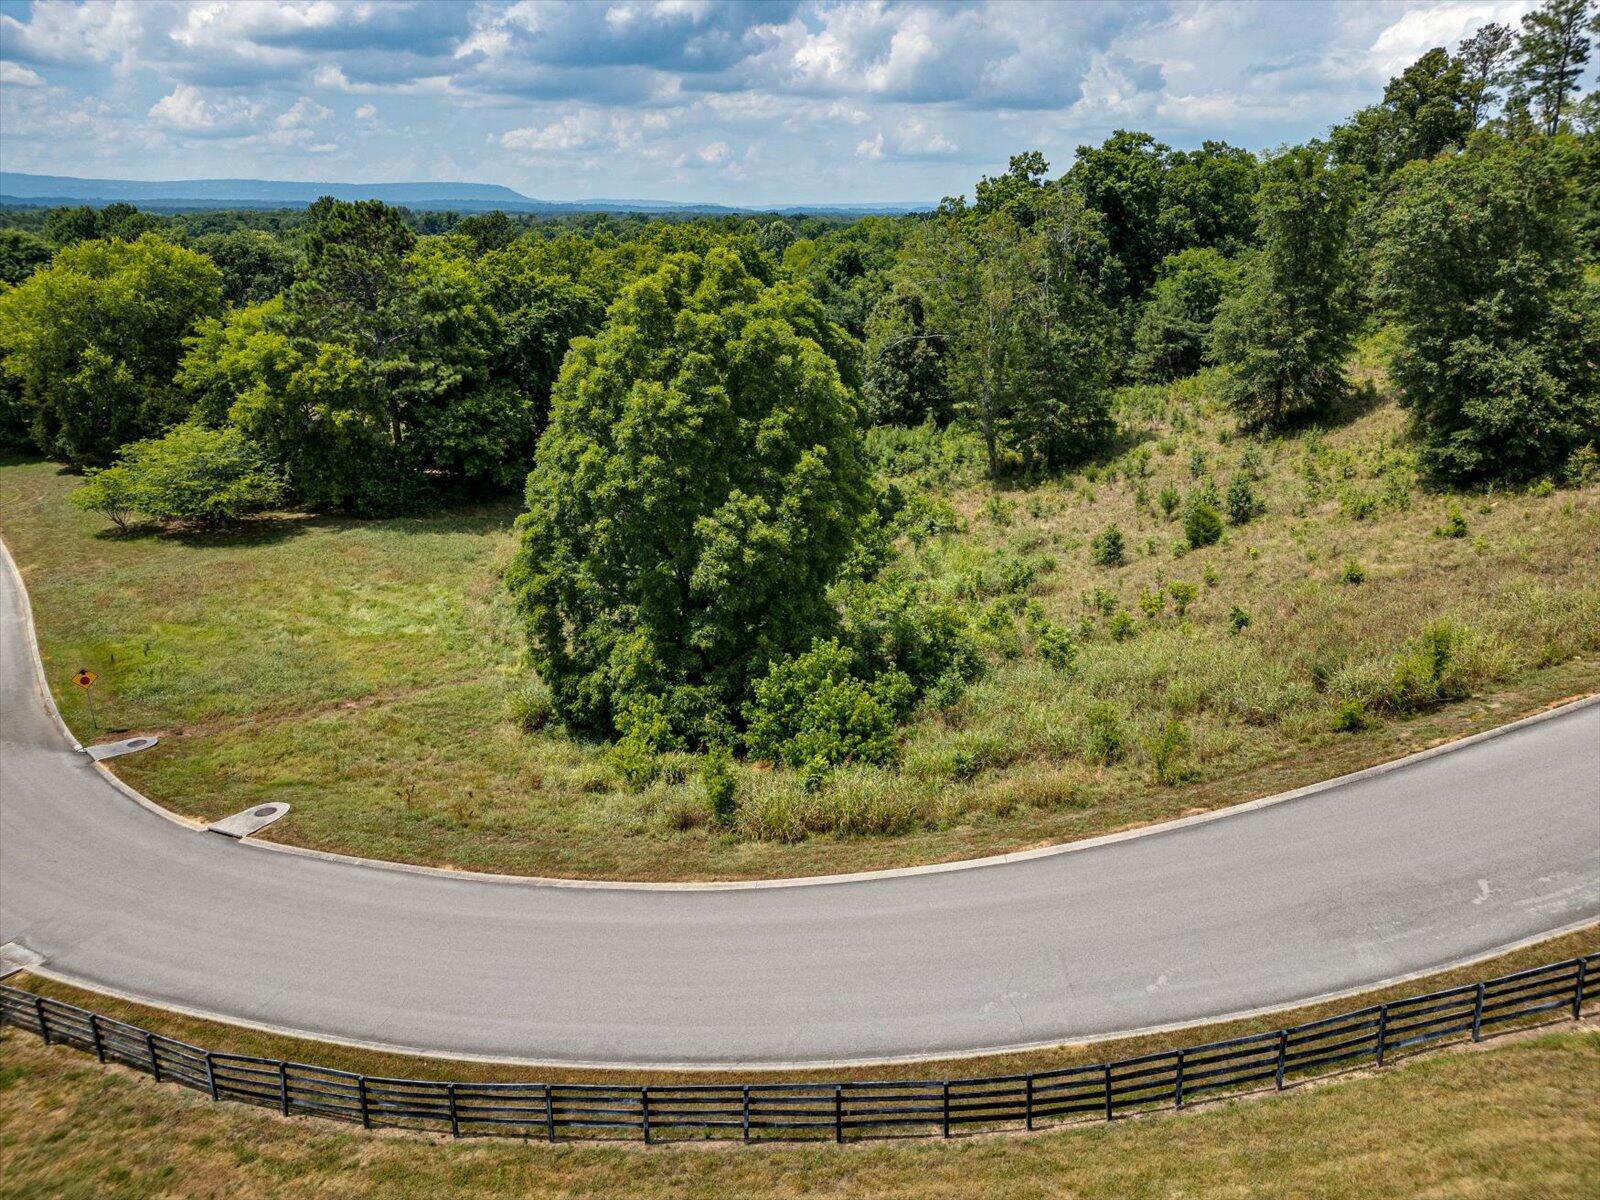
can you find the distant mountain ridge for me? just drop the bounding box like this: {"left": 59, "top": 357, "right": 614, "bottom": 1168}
{"left": 0, "top": 172, "right": 927, "bottom": 217}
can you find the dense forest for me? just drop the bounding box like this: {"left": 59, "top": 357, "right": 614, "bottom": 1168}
{"left": 1, "top": 1, "right": 1596, "bottom": 785}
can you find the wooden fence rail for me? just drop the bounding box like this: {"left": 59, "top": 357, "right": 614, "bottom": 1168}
{"left": 2, "top": 953, "right": 1591, "bottom": 1144}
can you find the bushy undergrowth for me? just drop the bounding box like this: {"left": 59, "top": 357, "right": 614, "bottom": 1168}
{"left": 583, "top": 364, "right": 1600, "bottom": 846}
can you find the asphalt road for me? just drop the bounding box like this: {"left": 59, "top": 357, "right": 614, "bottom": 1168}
{"left": 2, "top": 552, "right": 1596, "bottom": 1067}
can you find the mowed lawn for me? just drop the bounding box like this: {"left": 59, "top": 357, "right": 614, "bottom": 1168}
{"left": 1, "top": 1024, "right": 1595, "bottom": 1200}
{"left": 2, "top": 374, "right": 1598, "bottom": 880}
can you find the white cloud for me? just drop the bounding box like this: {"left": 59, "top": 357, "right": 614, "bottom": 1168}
{"left": 1369, "top": 2, "right": 1536, "bottom": 76}
{"left": 501, "top": 108, "right": 671, "bottom": 157}
{"left": 147, "top": 84, "right": 263, "bottom": 136}
{"left": 355, "top": 103, "right": 378, "bottom": 120}
{"left": 0, "top": 62, "right": 46, "bottom": 88}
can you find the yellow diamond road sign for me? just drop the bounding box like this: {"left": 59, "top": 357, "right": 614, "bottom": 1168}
{"left": 72, "top": 669, "right": 96, "bottom": 689}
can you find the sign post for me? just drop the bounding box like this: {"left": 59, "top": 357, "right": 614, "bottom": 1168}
{"left": 72, "top": 668, "right": 97, "bottom": 733}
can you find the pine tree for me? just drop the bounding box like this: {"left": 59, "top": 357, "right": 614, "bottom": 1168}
{"left": 1513, "top": 0, "right": 1594, "bottom": 135}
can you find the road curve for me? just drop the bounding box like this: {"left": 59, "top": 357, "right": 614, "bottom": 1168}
{"left": 2, "top": 551, "right": 1597, "bottom": 1067}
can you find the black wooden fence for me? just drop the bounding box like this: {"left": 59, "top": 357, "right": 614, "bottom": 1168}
{"left": 2, "top": 952, "right": 1591, "bottom": 1144}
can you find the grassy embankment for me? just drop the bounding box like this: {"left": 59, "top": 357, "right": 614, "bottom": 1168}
{"left": 2, "top": 355, "right": 1596, "bottom": 880}
{"left": 3, "top": 1009, "right": 1596, "bottom": 1199}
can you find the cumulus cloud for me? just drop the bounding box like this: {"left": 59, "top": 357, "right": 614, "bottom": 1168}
{"left": 501, "top": 108, "right": 671, "bottom": 157}
{"left": 1, "top": 62, "right": 46, "bottom": 88}
{"left": 148, "top": 84, "right": 264, "bottom": 136}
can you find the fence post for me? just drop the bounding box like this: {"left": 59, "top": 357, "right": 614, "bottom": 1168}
{"left": 1574, "top": 958, "right": 1589, "bottom": 1020}
{"left": 204, "top": 1051, "right": 218, "bottom": 1101}
{"left": 641, "top": 1086, "right": 651, "bottom": 1145}
{"left": 1472, "top": 983, "right": 1486, "bottom": 1042}
{"left": 33, "top": 995, "right": 50, "bottom": 1046}
{"left": 1103, "top": 1064, "right": 1114, "bottom": 1122}
{"left": 741, "top": 1085, "right": 751, "bottom": 1143}
{"left": 1174, "top": 1050, "right": 1185, "bottom": 1110}
{"left": 1376, "top": 1005, "right": 1389, "bottom": 1068}
{"left": 941, "top": 1080, "right": 951, "bottom": 1138}
{"left": 447, "top": 1082, "right": 459, "bottom": 1139}
{"left": 88, "top": 1012, "right": 105, "bottom": 1063}
{"left": 1275, "top": 1029, "right": 1288, "bottom": 1089}
{"left": 357, "top": 1074, "right": 370, "bottom": 1129}
{"left": 834, "top": 1084, "right": 843, "bottom": 1144}
{"left": 544, "top": 1083, "right": 555, "bottom": 1143}
{"left": 1024, "top": 1073, "right": 1034, "bottom": 1131}
{"left": 278, "top": 1061, "right": 290, "bottom": 1116}
{"left": 146, "top": 1031, "right": 160, "bottom": 1081}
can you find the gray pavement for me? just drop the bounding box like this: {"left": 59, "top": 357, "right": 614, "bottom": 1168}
{"left": 1, "top": 549, "right": 1596, "bottom": 1066}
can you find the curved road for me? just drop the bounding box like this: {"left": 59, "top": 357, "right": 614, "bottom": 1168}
{"left": 2, "top": 554, "right": 1597, "bottom": 1067}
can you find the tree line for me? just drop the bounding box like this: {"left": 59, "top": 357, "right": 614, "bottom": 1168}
{"left": 0, "top": 1, "right": 1594, "bottom": 773}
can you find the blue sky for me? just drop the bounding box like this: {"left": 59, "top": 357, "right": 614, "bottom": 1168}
{"left": 0, "top": 1, "right": 1565, "bottom": 206}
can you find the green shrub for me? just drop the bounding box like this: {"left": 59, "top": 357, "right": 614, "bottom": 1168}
{"left": 1090, "top": 523, "right": 1126, "bottom": 567}
{"left": 506, "top": 682, "right": 554, "bottom": 733}
{"left": 703, "top": 745, "right": 738, "bottom": 827}
{"left": 1564, "top": 444, "right": 1598, "bottom": 487}
{"left": 1227, "top": 604, "right": 1252, "bottom": 635}
{"left": 1225, "top": 475, "right": 1261, "bottom": 524}
{"left": 841, "top": 580, "right": 984, "bottom": 696}
{"left": 69, "top": 464, "right": 138, "bottom": 533}
{"left": 609, "top": 736, "right": 662, "bottom": 792}
{"left": 1081, "top": 702, "right": 1125, "bottom": 766}
{"left": 744, "top": 639, "right": 912, "bottom": 775}
{"left": 1435, "top": 506, "right": 1468, "bottom": 538}
{"left": 1145, "top": 719, "right": 1192, "bottom": 785}
{"left": 1168, "top": 580, "right": 1198, "bottom": 618}
{"left": 70, "top": 425, "right": 284, "bottom": 530}
{"left": 1107, "top": 609, "right": 1136, "bottom": 641}
{"left": 1139, "top": 588, "right": 1165, "bottom": 620}
{"left": 1332, "top": 700, "right": 1368, "bottom": 732}
{"left": 1339, "top": 559, "right": 1366, "bottom": 586}
{"left": 1034, "top": 622, "right": 1076, "bottom": 669}
{"left": 1184, "top": 501, "right": 1224, "bottom": 548}
{"left": 1339, "top": 486, "right": 1378, "bottom": 520}
{"left": 976, "top": 601, "right": 1022, "bottom": 659}
{"left": 1377, "top": 621, "right": 1469, "bottom": 715}
{"left": 1157, "top": 486, "right": 1179, "bottom": 519}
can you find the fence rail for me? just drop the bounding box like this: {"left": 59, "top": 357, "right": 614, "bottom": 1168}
{"left": 2, "top": 953, "right": 1592, "bottom": 1144}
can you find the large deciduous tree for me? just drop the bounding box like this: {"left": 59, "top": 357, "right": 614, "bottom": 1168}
{"left": 901, "top": 187, "right": 1116, "bottom": 478}
{"left": 1211, "top": 145, "right": 1361, "bottom": 429}
{"left": 0, "top": 234, "right": 222, "bottom": 466}
{"left": 1332, "top": 48, "right": 1472, "bottom": 176}
{"left": 505, "top": 247, "right": 870, "bottom": 745}
{"left": 1373, "top": 137, "right": 1599, "bottom": 483}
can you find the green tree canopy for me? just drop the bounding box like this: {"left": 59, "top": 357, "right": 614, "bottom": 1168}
{"left": 1331, "top": 48, "right": 1473, "bottom": 178}
{"left": 1373, "top": 136, "right": 1599, "bottom": 483}
{"left": 192, "top": 230, "right": 301, "bottom": 305}
{"left": 1130, "top": 247, "right": 1235, "bottom": 383}
{"left": 506, "top": 247, "right": 870, "bottom": 745}
{"left": 1211, "top": 145, "right": 1362, "bottom": 428}
{"left": 862, "top": 284, "right": 955, "bottom": 427}
{"left": 899, "top": 192, "right": 1116, "bottom": 477}
{"left": 1512, "top": 0, "right": 1594, "bottom": 135}
{"left": 0, "top": 228, "right": 52, "bottom": 286}
{"left": 0, "top": 234, "right": 222, "bottom": 465}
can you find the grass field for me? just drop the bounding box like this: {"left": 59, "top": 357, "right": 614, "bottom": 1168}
{"left": 3, "top": 357, "right": 1597, "bottom": 880}
{"left": 3, "top": 1020, "right": 1595, "bottom": 1199}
